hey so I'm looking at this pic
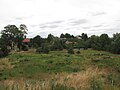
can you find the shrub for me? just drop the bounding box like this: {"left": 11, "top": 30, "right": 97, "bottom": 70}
{"left": 0, "top": 50, "right": 4, "bottom": 58}
{"left": 22, "top": 45, "right": 28, "bottom": 51}
{"left": 0, "top": 47, "right": 9, "bottom": 58}
{"left": 67, "top": 48, "right": 74, "bottom": 54}
{"left": 76, "top": 51, "right": 81, "bottom": 54}
{"left": 36, "top": 44, "right": 50, "bottom": 54}
{"left": 36, "top": 47, "right": 42, "bottom": 53}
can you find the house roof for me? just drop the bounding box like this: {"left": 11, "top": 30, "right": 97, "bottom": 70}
{"left": 22, "top": 38, "right": 30, "bottom": 43}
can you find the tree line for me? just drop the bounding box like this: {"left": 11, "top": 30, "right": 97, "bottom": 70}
{"left": 31, "top": 33, "right": 120, "bottom": 54}
{"left": 0, "top": 24, "right": 120, "bottom": 57}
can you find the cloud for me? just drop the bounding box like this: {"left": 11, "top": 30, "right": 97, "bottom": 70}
{"left": 15, "top": 17, "right": 24, "bottom": 20}
{"left": 49, "top": 25, "right": 59, "bottom": 28}
{"left": 37, "top": 20, "right": 65, "bottom": 29}
{"left": 39, "top": 25, "right": 59, "bottom": 29}
{"left": 82, "top": 27, "right": 91, "bottom": 29}
{"left": 30, "top": 20, "right": 64, "bottom": 28}
{"left": 39, "top": 25, "right": 48, "bottom": 29}
{"left": 47, "top": 21, "right": 64, "bottom": 24}
{"left": 69, "top": 19, "right": 88, "bottom": 26}
{"left": 27, "top": 17, "right": 120, "bottom": 38}
{"left": 30, "top": 24, "right": 39, "bottom": 27}
{"left": 15, "top": 16, "right": 33, "bottom": 21}
{"left": 116, "top": 20, "right": 120, "bottom": 22}
{"left": 93, "top": 25, "right": 103, "bottom": 27}
{"left": 91, "top": 12, "right": 106, "bottom": 16}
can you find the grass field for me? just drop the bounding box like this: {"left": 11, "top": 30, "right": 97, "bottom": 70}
{"left": 0, "top": 49, "right": 120, "bottom": 90}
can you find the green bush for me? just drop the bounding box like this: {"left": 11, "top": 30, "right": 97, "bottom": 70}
{"left": 36, "top": 47, "right": 42, "bottom": 53}
{"left": 36, "top": 44, "right": 49, "bottom": 54}
{"left": 67, "top": 48, "right": 74, "bottom": 54}
{"left": 0, "top": 46, "right": 9, "bottom": 58}
{"left": 0, "top": 50, "right": 4, "bottom": 58}
{"left": 22, "top": 45, "right": 28, "bottom": 51}
{"left": 76, "top": 51, "right": 81, "bottom": 54}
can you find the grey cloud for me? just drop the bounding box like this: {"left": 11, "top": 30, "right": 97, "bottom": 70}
{"left": 49, "top": 25, "right": 59, "bottom": 28}
{"left": 92, "top": 24, "right": 110, "bottom": 29}
{"left": 49, "top": 21, "right": 64, "bottom": 24}
{"left": 88, "top": 27, "right": 120, "bottom": 37}
{"left": 69, "top": 19, "right": 88, "bottom": 26}
{"left": 91, "top": 12, "right": 106, "bottom": 16}
{"left": 39, "top": 32, "right": 49, "bottom": 37}
{"left": 15, "top": 16, "right": 33, "bottom": 21}
{"left": 40, "top": 25, "right": 59, "bottom": 29}
{"left": 64, "top": 26, "right": 81, "bottom": 31}
{"left": 30, "top": 21, "right": 63, "bottom": 28}
{"left": 38, "top": 20, "right": 64, "bottom": 29}
{"left": 42, "top": 20, "right": 64, "bottom": 25}
{"left": 40, "top": 26, "right": 48, "bottom": 29}
{"left": 82, "top": 27, "right": 91, "bottom": 29}
{"left": 94, "top": 25, "right": 102, "bottom": 27}
{"left": 30, "top": 24, "right": 39, "bottom": 27}
{"left": 15, "top": 17, "right": 24, "bottom": 20}
{"left": 37, "top": 31, "right": 60, "bottom": 38}
{"left": 116, "top": 20, "right": 120, "bottom": 22}
{"left": 93, "top": 25, "right": 103, "bottom": 28}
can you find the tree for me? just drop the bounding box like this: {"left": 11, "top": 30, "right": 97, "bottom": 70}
{"left": 113, "top": 33, "right": 120, "bottom": 40}
{"left": 32, "top": 35, "right": 42, "bottom": 47}
{"left": 60, "top": 33, "right": 65, "bottom": 38}
{"left": 0, "top": 24, "right": 28, "bottom": 50}
{"left": 47, "top": 34, "right": 55, "bottom": 43}
{"left": 89, "top": 35, "right": 101, "bottom": 50}
{"left": 0, "top": 37, "right": 10, "bottom": 57}
{"left": 51, "top": 39, "right": 64, "bottom": 51}
{"left": 36, "top": 43, "right": 50, "bottom": 54}
{"left": 81, "top": 33, "right": 88, "bottom": 41}
{"left": 20, "top": 24, "right": 28, "bottom": 34}
{"left": 64, "top": 33, "right": 71, "bottom": 38}
{"left": 76, "top": 39, "right": 85, "bottom": 49}
{"left": 110, "top": 33, "right": 120, "bottom": 54}
{"left": 99, "top": 34, "right": 111, "bottom": 50}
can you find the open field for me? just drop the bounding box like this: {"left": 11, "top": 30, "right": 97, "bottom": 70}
{"left": 0, "top": 49, "right": 120, "bottom": 90}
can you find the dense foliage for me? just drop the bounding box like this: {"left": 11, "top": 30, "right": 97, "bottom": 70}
{"left": 0, "top": 24, "right": 28, "bottom": 57}
{"left": 31, "top": 32, "right": 120, "bottom": 54}
{"left": 1, "top": 24, "right": 120, "bottom": 56}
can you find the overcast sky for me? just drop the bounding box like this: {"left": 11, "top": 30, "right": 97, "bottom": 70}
{"left": 0, "top": 0, "right": 120, "bottom": 38}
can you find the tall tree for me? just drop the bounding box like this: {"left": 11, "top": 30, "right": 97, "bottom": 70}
{"left": 1, "top": 24, "right": 28, "bottom": 50}
{"left": 111, "top": 33, "right": 120, "bottom": 54}
{"left": 60, "top": 33, "right": 65, "bottom": 38}
{"left": 81, "top": 33, "right": 88, "bottom": 41}
{"left": 32, "top": 35, "right": 42, "bottom": 47}
{"left": 47, "top": 34, "right": 54, "bottom": 43}
{"left": 99, "top": 34, "right": 111, "bottom": 50}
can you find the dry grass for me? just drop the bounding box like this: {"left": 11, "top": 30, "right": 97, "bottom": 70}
{"left": 54, "top": 67, "right": 107, "bottom": 89}
{"left": 0, "top": 58, "right": 15, "bottom": 70}
{"left": 1, "top": 67, "right": 108, "bottom": 90}
{"left": 1, "top": 49, "right": 119, "bottom": 90}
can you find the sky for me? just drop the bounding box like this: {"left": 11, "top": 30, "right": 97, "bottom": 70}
{"left": 0, "top": 0, "right": 120, "bottom": 38}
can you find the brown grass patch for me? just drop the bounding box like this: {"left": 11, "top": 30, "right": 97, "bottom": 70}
{"left": 1, "top": 67, "right": 108, "bottom": 90}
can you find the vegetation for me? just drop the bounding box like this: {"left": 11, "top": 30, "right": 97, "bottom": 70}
{"left": 30, "top": 32, "right": 120, "bottom": 54}
{"left": 0, "top": 49, "right": 120, "bottom": 89}
{"left": 67, "top": 48, "right": 74, "bottom": 54}
{"left": 0, "top": 24, "right": 120, "bottom": 90}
